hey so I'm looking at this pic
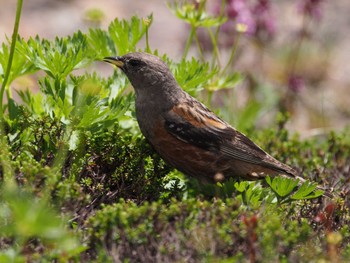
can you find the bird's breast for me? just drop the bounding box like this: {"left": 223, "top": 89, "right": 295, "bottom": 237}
{"left": 134, "top": 98, "right": 164, "bottom": 141}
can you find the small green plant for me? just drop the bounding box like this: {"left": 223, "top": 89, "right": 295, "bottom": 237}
{"left": 0, "top": 186, "right": 84, "bottom": 261}
{"left": 265, "top": 176, "right": 324, "bottom": 204}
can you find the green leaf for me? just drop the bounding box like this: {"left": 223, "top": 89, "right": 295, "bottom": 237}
{"left": 108, "top": 15, "right": 153, "bottom": 55}
{"left": 234, "top": 181, "right": 249, "bottom": 192}
{"left": 206, "top": 72, "right": 243, "bottom": 92}
{"left": 87, "top": 28, "right": 116, "bottom": 58}
{"left": 0, "top": 41, "right": 37, "bottom": 86}
{"left": 170, "top": 2, "right": 226, "bottom": 28}
{"left": 16, "top": 32, "right": 90, "bottom": 80}
{"left": 0, "top": 249, "right": 25, "bottom": 263}
{"left": 291, "top": 182, "right": 324, "bottom": 200}
{"left": 68, "top": 130, "right": 80, "bottom": 151}
{"left": 172, "top": 57, "right": 217, "bottom": 94}
{"left": 7, "top": 98, "right": 20, "bottom": 120}
{"left": 0, "top": 186, "right": 84, "bottom": 257}
{"left": 265, "top": 176, "right": 299, "bottom": 198}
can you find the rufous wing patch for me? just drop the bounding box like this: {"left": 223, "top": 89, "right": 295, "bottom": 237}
{"left": 171, "top": 104, "right": 227, "bottom": 129}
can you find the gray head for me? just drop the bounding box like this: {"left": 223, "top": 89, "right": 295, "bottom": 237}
{"left": 103, "top": 52, "right": 179, "bottom": 97}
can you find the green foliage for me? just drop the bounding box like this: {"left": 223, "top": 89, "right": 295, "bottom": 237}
{"left": 88, "top": 14, "right": 153, "bottom": 58}
{"left": 265, "top": 176, "right": 323, "bottom": 203}
{"left": 108, "top": 14, "right": 153, "bottom": 55}
{"left": 0, "top": 41, "right": 36, "bottom": 86}
{"left": 170, "top": 1, "right": 226, "bottom": 28}
{"left": 265, "top": 176, "right": 299, "bottom": 198}
{"left": 87, "top": 197, "right": 339, "bottom": 262}
{"left": 187, "top": 179, "right": 271, "bottom": 208}
{"left": 0, "top": 185, "right": 84, "bottom": 261}
{"left": 205, "top": 72, "right": 243, "bottom": 92}
{"left": 171, "top": 57, "right": 217, "bottom": 94}
{"left": 87, "top": 28, "right": 116, "bottom": 58}
{"left": 16, "top": 32, "right": 90, "bottom": 79}
{"left": 88, "top": 198, "right": 243, "bottom": 261}
{"left": 291, "top": 181, "right": 324, "bottom": 200}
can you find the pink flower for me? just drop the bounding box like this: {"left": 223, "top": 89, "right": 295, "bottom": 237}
{"left": 252, "top": 0, "right": 276, "bottom": 41}
{"left": 288, "top": 74, "right": 305, "bottom": 93}
{"left": 219, "top": 0, "right": 256, "bottom": 35}
{"left": 216, "top": 0, "right": 276, "bottom": 39}
{"left": 297, "top": 0, "right": 324, "bottom": 20}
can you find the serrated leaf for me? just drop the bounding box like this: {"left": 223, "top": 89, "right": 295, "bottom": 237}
{"left": 87, "top": 28, "right": 116, "bottom": 58}
{"left": 108, "top": 15, "right": 153, "bottom": 55}
{"left": 16, "top": 32, "right": 90, "bottom": 80}
{"left": 0, "top": 41, "right": 37, "bottom": 85}
{"left": 265, "top": 176, "right": 299, "bottom": 198}
{"left": 172, "top": 57, "right": 217, "bottom": 94}
{"left": 291, "top": 182, "right": 323, "bottom": 200}
{"left": 234, "top": 181, "right": 249, "bottom": 192}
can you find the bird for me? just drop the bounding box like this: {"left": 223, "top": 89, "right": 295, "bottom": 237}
{"left": 102, "top": 52, "right": 306, "bottom": 185}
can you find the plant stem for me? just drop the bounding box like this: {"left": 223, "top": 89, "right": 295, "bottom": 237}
{"left": 183, "top": 25, "right": 195, "bottom": 60}
{"left": 194, "top": 29, "right": 205, "bottom": 62}
{"left": 211, "top": 0, "right": 226, "bottom": 67}
{"left": 222, "top": 32, "right": 242, "bottom": 74}
{"left": 207, "top": 28, "right": 221, "bottom": 67}
{"left": 144, "top": 16, "right": 151, "bottom": 53}
{"left": 0, "top": 0, "right": 23, "bottom": 188}
{"left": 0, "top": 0, "right": 23, "bottom": 118}
{"left": 145, "top": 28, "right": 150, "bottom": 53}
{"left": 207, "top": 90, "right": 213, "bottom": 108}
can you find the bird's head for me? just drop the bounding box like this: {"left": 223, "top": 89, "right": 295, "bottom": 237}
{"left": 103, "top": 52, "right": 177, "bottom": 93}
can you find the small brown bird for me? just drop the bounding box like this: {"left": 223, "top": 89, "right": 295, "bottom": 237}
{"left": 103, "top": 52, "right": 299, "bottom": 184}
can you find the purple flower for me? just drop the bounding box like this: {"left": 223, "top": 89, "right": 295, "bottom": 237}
{"left": 218, "top": 0, "right": 256, "bottom": 35}
{"left": 297, "top": 0, "right": 324, "bottom": 20}
{"left": 215, "top": 0, "right": 276, "bottom": 40}
{"left": 252, "top": 0, "right": 276, "bottom": 41}
{"left": 288, "top": 74, "right": 305, "bottom": 93}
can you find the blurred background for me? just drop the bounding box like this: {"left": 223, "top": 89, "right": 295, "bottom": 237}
{"left": 1, "top": 0, "right": 349, "bottom": 136}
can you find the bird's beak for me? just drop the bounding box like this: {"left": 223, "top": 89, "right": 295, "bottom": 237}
{"left": 103, "top": 56, "right": 125, "bottom": 69}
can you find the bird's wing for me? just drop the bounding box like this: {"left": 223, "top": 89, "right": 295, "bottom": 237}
{"left": 163, "top": 100, "right": 288, "bottom": 173}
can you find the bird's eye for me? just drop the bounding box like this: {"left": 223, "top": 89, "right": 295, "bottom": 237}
{"left": 128, "top": 59, "right": 142, "bottom": 67}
